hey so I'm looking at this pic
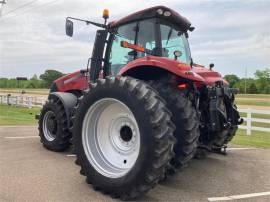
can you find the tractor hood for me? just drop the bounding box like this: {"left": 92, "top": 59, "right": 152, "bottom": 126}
{"left": 54, "top": 70, "right": 88, "bottom": 92}
{"left": 192, "top": 64, "right": 228, "bottom": 86}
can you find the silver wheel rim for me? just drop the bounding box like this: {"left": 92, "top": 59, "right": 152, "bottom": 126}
{"left": 43, "top": 111, "right": 57, "bottom": 141}
{"left": 82, "top": 98, "right": 140, "bottom": 178}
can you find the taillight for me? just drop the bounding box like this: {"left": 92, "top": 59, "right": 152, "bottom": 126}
{"left": 178, "top": 83, "right": 188, "bottom": 89}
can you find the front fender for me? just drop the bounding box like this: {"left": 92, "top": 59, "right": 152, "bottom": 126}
{"left": 119, "top": 56, "right": 205, "bottom": 82}
{"left": 48, "top": 92, "right": 78, "bottom": 127}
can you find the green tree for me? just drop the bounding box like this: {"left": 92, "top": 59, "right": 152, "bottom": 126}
{"left": 234, "top": 78, "right": 255, "bottom": 94}
{"left": 29, "top": 74, "right": 45, "bottom": 88}
{"left": 40, "top": 70, "right": 64, "bottom": 88}
{"left": 248, "top": 83, "right": 258, "bottom": 94}
{"left": 26, "top": 82, "right": 36, "bottom": 88}
{"left": 31, "top": 74, "right": 38, "bottom": 80}
{"left": 0, "top": 78, "right": 8, "bottom": 88}
{"left": 254, "top": 69, "right": 270, "bottom": 94}
{"left": 223, "top": 74, "right": 240, "bottom": 88}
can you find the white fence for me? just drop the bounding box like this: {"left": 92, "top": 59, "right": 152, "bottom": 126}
{"left": 238, "top": 109, "right": 270, "bottom": 135}
{"left": 0, "top": 94, "right": 46, "bottom": 108}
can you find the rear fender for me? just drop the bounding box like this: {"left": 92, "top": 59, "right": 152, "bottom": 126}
{"left": 48, "top": 92, "right": 78, "bottom": 127}
{"left": 119, "top": 56, "right": 205, "bottom": 82}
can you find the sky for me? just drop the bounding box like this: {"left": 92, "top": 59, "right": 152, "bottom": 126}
{"left": 0, "top": 0, "right": 269, "bottom": 79}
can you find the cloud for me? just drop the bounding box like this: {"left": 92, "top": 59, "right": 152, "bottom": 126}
{"left": 191, "top": 34, "right": 270, "bottom": 57}
{"left": 0, "top": 0, "right": 269, "bottom": 78}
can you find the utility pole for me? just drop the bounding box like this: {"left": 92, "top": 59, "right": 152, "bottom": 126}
{"left": 244, "top": 67, "right": 247, "bottom": 94}
{"left": 0, "top": 0, "right": 7, "bottom": 16}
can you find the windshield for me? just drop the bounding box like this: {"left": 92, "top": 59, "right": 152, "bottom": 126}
{"left": 160, "top": 23, "right": 191, "bottom": 64}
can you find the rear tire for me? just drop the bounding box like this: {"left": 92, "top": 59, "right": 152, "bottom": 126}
{"left": 38, "top": 98, "right": 71, "bottom": 151}
{"left": 196, "top": 125, "right": 238, "bottom": 156}
{"left": 148, "top": 81, "right": 200, "bottom": 173}
{"left": 72, "top": 76, "right": 176, "bottom": 200}
{"left": 212, "top": 125, "right": 238, "bottom": 148}
{"left": 197, "top": 100, "right": 240, "bottom": 156}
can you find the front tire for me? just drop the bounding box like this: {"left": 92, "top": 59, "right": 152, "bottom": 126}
{"left": 38, "top": 98, "right": 71, "bottom": 151}
{"left": 72, "top": 77, "right": 176, "bottom": 200}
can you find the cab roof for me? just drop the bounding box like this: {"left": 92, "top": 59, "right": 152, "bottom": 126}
{"left": 109, "top": 6, "right": 192, "bottom": 31}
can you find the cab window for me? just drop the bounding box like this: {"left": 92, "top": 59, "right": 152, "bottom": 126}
{"left": 109, "top": 22, "right": 136, "bottom": 75}
{"left": 160, "top": 23, "right": 191, "bottom": 64}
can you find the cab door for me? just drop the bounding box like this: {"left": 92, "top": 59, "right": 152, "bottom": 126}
{"left": 107, "top": 19, "right": 158, "bottom": 76}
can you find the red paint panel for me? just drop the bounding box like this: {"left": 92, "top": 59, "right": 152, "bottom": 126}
{"left": 54, "top": 70, "right": 89, "bottom": 92}
{"left": 192, "top": 65, "right": 228, "bottom": 86}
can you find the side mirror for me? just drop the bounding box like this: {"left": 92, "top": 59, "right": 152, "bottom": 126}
{"left": 173, "top": 50, "right": 182, "bottom": 60}
{"left": 66, "top": 19, "right": 73, "bottom": 37}
{"left": 209, "top": 63, "right": 214, "bottom": 70}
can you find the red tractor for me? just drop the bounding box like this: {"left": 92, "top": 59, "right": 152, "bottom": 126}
{"left": 38, "top": 6, "right": 242, "bottom": 200}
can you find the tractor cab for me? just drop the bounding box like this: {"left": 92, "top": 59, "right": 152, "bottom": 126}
{"left": 107, "top": 6, "right": 193, "bottom": 74}
{"left": 66, "top": 6, "right": 195, "bottom": 82}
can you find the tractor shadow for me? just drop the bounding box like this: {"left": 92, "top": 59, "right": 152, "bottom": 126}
{"left": 139, "top": 153, "right": 232, "bottom": 201}
{"left": 62, "top": 146, "right": 240, "bottom": 201}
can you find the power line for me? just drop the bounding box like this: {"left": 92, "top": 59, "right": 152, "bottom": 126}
{"left": 1, "top": 0, "right": 39, "bottom": 17}
{"left": 0, "top": 0, "right": 59, "bottom": 20}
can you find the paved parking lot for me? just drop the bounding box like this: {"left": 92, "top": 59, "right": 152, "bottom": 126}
{"left": 0, "top": 126, "right": 270, "bottom": 201}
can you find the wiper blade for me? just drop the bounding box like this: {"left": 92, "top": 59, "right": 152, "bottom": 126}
{"left": 166, "top": 28, "right": 173, "bottom": 45}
